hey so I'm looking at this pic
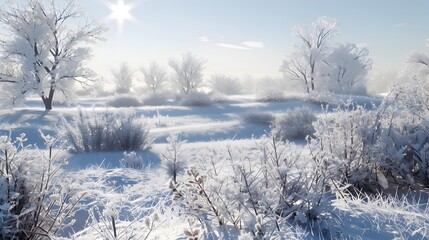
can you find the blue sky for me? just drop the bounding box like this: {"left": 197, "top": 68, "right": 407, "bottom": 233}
{"left": 81, "top": 0, "right": 429, "bottom": 79}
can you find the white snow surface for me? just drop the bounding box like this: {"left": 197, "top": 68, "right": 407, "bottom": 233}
{"left": 1, "top": 94, "right": 427, "bottom": 240}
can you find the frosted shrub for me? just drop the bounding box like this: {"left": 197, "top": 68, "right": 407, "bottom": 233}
{"left": 272, "top": 107, "right": 317, "bottom": 140}
{"left": 379, "top": 118, "right": 429, "bottom": 187}
{"left": 369, "top": 48, "right": 429, "bottom": 187}
{"left": 242, "top": 112, "right": 275, "bottom": 126}
{"left": 0, "top": 132, "right": 85, "bottom": 239}
{"left": 170, "top": 135, "right": 334, "bottom": 239}
{"left": 120, "top": 151, "right": 146, "bottom": 170}
{"left": 309, "top": 102, "right": 381, "bottom": 191}
{"left": 142, "top": 92, "right": 169, "bottom": 106}
{"left": 107, "top": 94, "right": 143, "bottom": 108}
{"left": 256, "top": 88, "right": 285, "bottom": 102}
{"left": 62, "top": 109, "right": 152, "bottom": 153}
{"left": 180, "top": 91, "right": 215, "bottom": 106}
{"left": 308, "top": 93, "right": 429, "bottom": 192}
{"left": 209, "top": 74, "right": 243, "bottom": 95}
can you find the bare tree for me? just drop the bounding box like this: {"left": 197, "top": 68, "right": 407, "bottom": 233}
{"left": 141, "top": 62, "right": 167, "bottom": 93}
{"left": 111, "top": 62, "right": 135, "bottom": 94}
{"left": 169, "top": 52, "right": 206, "bottom": 94}
{"left": 281, "top": 16, "right": 338, "bottom": 93}
{"left": 0, "top": 0, "right": 105, "bottom": 110}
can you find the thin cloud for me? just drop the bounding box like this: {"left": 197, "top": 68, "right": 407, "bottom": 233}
{"left": 216, "top": 43, "right": 250, "bottom": 50}
{"left": 241, "top": 41, "right": 265, "bottom": 48}
{"left": 216, "top": 40, "right": 265, "bottom": 50}
{"left": 199, "top": 36, "right": 210, "bottom": 42}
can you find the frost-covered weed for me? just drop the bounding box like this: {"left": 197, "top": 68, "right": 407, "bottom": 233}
{"left": 79, "top": 205, "right": 161, "bottom": 240}
{"left": 0, "top": 132, "right": 85, "bottom": 239}
{"left": 62, "top": 109, "right": 152, "bottom": 153}
{"left": 120, "top": 151, "right": 146, "bottom": 170}
{"left": 272, "top": 106, "right": 317, "bottom": 140}
{"left": 152, "top": 110, "right": 170, "bottom": 128}
{"left": 106, "top": 94, "right": 143, "bottom": 108}
{"left": 333, "top": 191, "right": 429, "bottom": 239}
{"left": 162, "top": 134, "right": 187, "bottom": 184}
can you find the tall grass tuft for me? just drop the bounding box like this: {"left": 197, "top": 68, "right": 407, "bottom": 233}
{"left": 62, "top": 109, "right": 152, "bottom": 153}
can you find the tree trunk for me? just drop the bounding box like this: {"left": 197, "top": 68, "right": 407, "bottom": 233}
{"left": 41, "top": 87, "right": 55, "bottom": 110}
{"left": 311, "top": 78, "right": 315, "bottom": 91}
{"left": 310, "top": 61, "right": 315, "bottom": 91}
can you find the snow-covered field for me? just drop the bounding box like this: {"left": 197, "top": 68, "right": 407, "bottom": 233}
{"left": 1, "top": 94, "right": 428, "bottom": 240}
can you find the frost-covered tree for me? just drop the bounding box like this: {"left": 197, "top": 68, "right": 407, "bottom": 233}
{"left": 112, "top": 62, "right": 135, "bottom": 94}
{"left": 141, "top": 62, "right": 167, "bottom": 93}
{"left": 0, "top": 0, "right": 105, "bottom": 110}
{"left": 321, "top": 43, "right": 372, "bottom": 94}
{"left": 280, "top": 16, "right": 338, "bottom": 93}
{"left": 169, "top": 52, "right": 206, "bottom": 94}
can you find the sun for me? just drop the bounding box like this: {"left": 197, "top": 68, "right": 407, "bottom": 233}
{"left": 105, "top": 0, "right": 137, "bottom": 32}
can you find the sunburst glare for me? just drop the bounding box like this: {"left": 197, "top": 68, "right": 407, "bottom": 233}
{"left": 105, "top": 0, "right": 137, "bottom": 32}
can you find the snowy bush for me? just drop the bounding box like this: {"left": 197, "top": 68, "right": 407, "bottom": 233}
{"left": 209, "top": 74, "right": 243, "bottom": 95}
{"left": 0, "top": 132, "right": 85, "bottom": 239}
{"left": 170, "top": 135, "right": 335, "bottom": 239}
{"left": 142, "top": 92, "right": 170, "bottom": 106}
{"left": 307, "top": 97, "right": 429, "bottom": 191}
{"left": 62, "top": 109, "right": 152, "bottom": 153}
{"left": 308, "top": 102, "right": 383, "bottom": 192}
{"left": 377, "top": 116, "right": 429, "bottom": 188}
{"left": 106, "top": 94, "right": 143, "bottom": 108}
{"left": 272, "top": 107, "right": 317, "bottom": 140}
{"left": 242, "top": 112, "right": 275, "bottom": 126}
{"left": 120, "top": 151, "right": 146, "bottom": 170}
{"left": 180, "top": 91, "right": 215, "bottom": 106}
{"left": 256, "top": 88, "right": 285, "bottom": 102}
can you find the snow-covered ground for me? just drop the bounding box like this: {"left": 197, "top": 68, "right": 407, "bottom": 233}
{"left": 1, "top": 94, "right": 427, "bottom": 240}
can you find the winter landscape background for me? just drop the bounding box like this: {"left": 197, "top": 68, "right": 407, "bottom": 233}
{"left": 0, "top": 0, "right": 429, "bottom": 239}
